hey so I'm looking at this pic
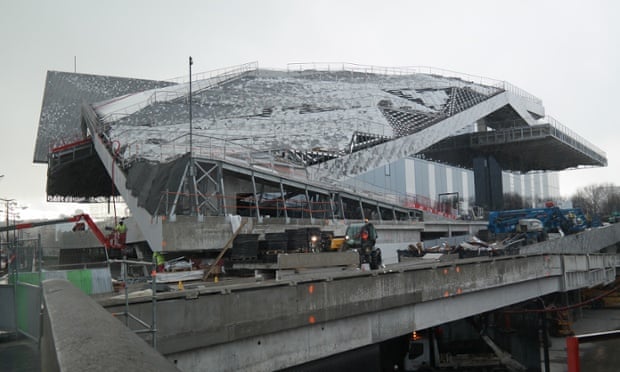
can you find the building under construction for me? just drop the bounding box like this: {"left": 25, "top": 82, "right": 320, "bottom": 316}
{"left": 34, "top": 62, "right": 607, "bottom": 252}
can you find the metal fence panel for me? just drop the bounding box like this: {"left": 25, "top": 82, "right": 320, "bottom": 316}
{"left": 0, "top": 285, "right": 16, "bottom": 332}
{"left": 90, "top": 268, "right": 113, "bottom": 294}
{"left": 15, "top": 282, "right": 40, "bottom": 340}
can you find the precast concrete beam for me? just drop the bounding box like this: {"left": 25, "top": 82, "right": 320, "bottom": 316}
{"left": 162, "top": 215, "right": 238, "bottom": 251}
{"left": 276, "top": 251, "right": 359, "bottom": 269}
{"left": 100, "top": 253, "right": 615, "bottom": 360}
{"left": 165, "top": 275, "right": 579, "bottom": 372}
{"left": 521, "top": 223, "right": 620, "bottom": 256}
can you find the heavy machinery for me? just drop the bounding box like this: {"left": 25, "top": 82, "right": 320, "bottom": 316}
{"left": 342, "top": 222, "right": 382, "bottom": 269}
{"left": 486, "top": 206, "right": 588, "bottom": 245}
{"left": 0, "top": 214, "right": 127, "bottom": 259}
{"left": 608, "top": 211, "right": 620, "bottom": 224}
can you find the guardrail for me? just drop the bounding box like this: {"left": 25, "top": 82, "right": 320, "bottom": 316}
{"left": 95, "top": 62, "right": 259, "bottom": 124}
{"left": 166, "top": 61, "right": 258, "bottom": 84}
{"left": 545, "top": 116, "right": 607, "bottom": 164}
{"left": 468, "top": 117, "right": 607, "bottom": 167}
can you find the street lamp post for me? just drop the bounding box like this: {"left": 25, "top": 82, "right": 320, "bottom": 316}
{"left": 0, "top": 198, "right": 15, "bottom": 248}
{"left": 189, "top": 56, "right": 193, "bottom": 173}
{"left": 188, "top": 57, "right": 196, "bottom": 216}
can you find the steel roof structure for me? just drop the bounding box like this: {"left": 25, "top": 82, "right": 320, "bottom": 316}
{"left": 34, "top": 62, "right": 607, "bottom": 250}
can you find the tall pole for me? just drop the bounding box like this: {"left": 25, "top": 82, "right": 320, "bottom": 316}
{"left": 188, "top": 57, "right": 195, "bottom": 216}
{"left": 189, "top": 56, "right": 193, "bottom": 173}
{"left": 5, "top": 200, "right": 8, "bottom": 247}
{"left": 1, "top": 198, "right": 14, "bottom": 246}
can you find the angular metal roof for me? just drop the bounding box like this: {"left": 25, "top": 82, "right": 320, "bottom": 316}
{"left": 37, "top": 63, "right": 606, "bottom": 202}
{"left": 94, "top": 67, "right": 503, "bottom": 166}
{"left": 34, "top": 71, "right": 173, "bottom": 163}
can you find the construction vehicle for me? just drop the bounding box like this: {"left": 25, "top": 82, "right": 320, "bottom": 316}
{"left": 403, "top": 328, "right": 525, "bottom": 371}
{"left": 608, "top": 211, "right": 620, "bottom": 224}
{"left": 0, "top": 214, "right": 127, "bottom": 259}
{"left": 342, "top": 222, "right": 382, "bottom": 269}
{"left": 486, "top": 206, "right": 588, "bottom": 245}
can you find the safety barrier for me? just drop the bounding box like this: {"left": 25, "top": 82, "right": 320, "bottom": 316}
{"left": 41, "top": 279, "right": 178, "bottom": 372}
{"left": 545, "top": 116, "right": 607, "bottom": 164}
{"left": 14, "top": 268, "right": 113, "bottom": 295}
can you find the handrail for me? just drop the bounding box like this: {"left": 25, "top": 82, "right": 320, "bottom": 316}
{"left": 470, "top": 118, "right": 607, "bottom": 167}
{"left": 95, "top": 62, "right": 259, "bottom": 124}
{"left": 286, "top": 62, "right": 542, "bottom": 104}
{"left": 544, "top": 116, "right": 607, "bottom": 163}
{"left": 165, "top": 61, "right": 258, "bottom": 84}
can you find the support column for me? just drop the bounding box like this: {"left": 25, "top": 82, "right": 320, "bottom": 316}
{"left": 566, "top": 336, "right": 580, "bottom": 372}
{"left": 473, "top": 155, "right": 504, "bottom": 211}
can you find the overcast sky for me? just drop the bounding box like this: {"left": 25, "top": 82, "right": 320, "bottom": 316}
{"left": 0, "top": 0, "right": 618, "bottom": 219}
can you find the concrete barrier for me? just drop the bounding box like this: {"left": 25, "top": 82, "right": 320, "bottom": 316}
{"left": 41, "top": 279, "right": 178, "bottom": 372}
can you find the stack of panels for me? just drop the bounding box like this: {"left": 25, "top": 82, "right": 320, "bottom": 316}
{"left": 231, "top": 234, "right": 259, "bottom": 260}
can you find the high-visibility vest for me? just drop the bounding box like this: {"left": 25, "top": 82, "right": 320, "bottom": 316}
{"left": 115, "top": 223, "right": 127, "bottom": 234}
{"left": 153, "top": 252, "right": 165, "bottom": 265}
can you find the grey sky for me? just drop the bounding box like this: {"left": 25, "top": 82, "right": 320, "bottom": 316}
{"left": 0, "top": 0, "right": 618, "bottom": 218}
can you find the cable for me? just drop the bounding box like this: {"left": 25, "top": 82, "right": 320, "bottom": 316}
{"left": 504, "top": 284, "right": 620, "bottom": 314}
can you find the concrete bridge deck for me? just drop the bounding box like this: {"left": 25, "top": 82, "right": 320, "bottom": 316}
{"left": 38, "top": 223, "right": 620, "bottom": 371}
{"left": 90, "top": 223, "right": 620, "bottom": 371}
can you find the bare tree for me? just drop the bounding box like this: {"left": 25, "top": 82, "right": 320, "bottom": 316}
{"left": 503, "top": 192, "right": 525, "bottom": 210}
{"left": 571, "top": 183, "right": 620, "bottom": 218}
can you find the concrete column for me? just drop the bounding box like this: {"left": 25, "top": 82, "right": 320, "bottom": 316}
{"left": 473, "top": 155, "right": 504, "bottom": 211}
{"left": 476, "top": 118, "right": 487, "bottom": 132}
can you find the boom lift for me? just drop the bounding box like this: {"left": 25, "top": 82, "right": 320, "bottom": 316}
{"left": 487, "top": 206, "right": 588, "bottom": 244}
{"left": 0, "top": 214, "right": 126, "bottom": 254}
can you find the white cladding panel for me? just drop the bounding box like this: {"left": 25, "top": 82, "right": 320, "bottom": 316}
{"left": 351, "top": 158, "right": 561, "bottom": 211}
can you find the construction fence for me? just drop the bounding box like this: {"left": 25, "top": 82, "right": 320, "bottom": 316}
{"left": 0, "top": 237, "right": 113, "bottom": 342}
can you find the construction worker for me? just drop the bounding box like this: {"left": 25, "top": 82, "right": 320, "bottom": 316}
{"left": 114, "top": 218, "right": 128, "bottom": 247}
{"left": 153, "top": 251, "right": 165, "bottom": 272}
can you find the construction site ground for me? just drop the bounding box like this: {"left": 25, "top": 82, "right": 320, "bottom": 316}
{"left": 548, "top": 308, "right": 620, "bottom": 372}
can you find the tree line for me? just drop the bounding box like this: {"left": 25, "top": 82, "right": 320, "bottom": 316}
{"left": 570, "top": 183, "right": 620, "bottom": 222}
{"left": 502, "top": 182, "right": 620, "bottom": 222}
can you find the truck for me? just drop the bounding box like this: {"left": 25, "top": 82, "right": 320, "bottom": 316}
{"left": 403, "top": 328, "right": 525, "bottom": 371}
{"left": 342, "top": 222, "right": 382, "bottom": 269}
